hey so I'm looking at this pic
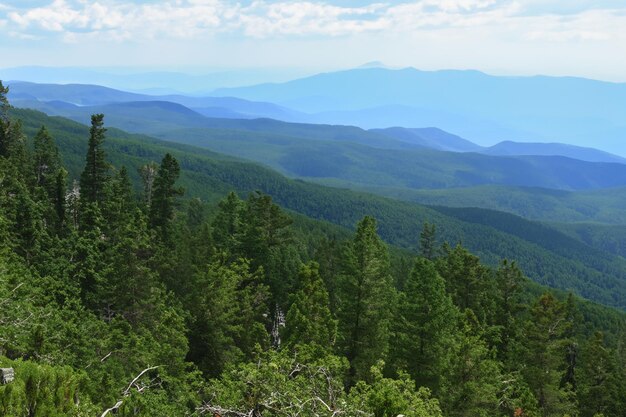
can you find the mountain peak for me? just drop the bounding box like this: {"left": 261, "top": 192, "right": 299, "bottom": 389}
{"left": 357, "top": 61, "right": 388, "bottom": 69}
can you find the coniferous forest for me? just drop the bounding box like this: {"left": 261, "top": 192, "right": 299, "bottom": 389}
{"left": 1, "top": 81, "right": 625, "bottom": 417}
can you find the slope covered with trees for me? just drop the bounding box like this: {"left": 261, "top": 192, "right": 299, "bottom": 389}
{"left": 1, "top": 81, "right": 626, "bottom": 416}
{"left": 7, "top": 107, "right": 626, "bottom": 309}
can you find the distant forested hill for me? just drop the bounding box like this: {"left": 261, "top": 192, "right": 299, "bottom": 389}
{"left": 10, "top": 108, "right": 626, "bottom": 309}
{"left": 358, "top": 184, "right": 626, "bottom": 224}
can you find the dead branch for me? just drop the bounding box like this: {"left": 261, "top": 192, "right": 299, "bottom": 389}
{"left": 99, "top": 365, "right": 161, "bottom": 417}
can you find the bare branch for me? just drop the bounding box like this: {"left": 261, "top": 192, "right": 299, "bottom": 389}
{"left": 100, "top": 401, "right": 123, "bottom": 417}
{"left": 100, "top": 366, "right": 161, "bottom": 417}
{"left": 123, "top": 365, "right": 160, "bottom": 396}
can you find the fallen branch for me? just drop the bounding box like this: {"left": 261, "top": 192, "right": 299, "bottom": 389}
{"left": 100, "top": 366, "right": 161, "bottom": 417}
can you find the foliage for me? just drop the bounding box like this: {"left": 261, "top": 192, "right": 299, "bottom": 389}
{"left": 0, "top": 96, "right": 625, "bottom": 416}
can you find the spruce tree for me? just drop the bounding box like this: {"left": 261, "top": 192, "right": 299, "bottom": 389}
{"left": 337, "top": 216, "right": 395, "bottom": 383}
{"left": 283, "top": 262, "right": 337, "bottom": 354}
{"left": 389, "top": 257, "right": 457, "bottom": 392}
{"left": 519, "top": 293, "right": 577, "bottom": 417}
{"left": 211, "top": 191, "right": 245, "bottom": 259}
{"left": 437, "top": 244, "right": 497, "bottom": 325}
{"left": 32, "top": 126, "right": 65, "bottom": 231}
{"left": 149, "top": 153, "right": 183, "bottom": 241}
{"left": 441, "top": 309, "right": 502, "bottom": 417}
{"left": 79, "top": 114, "right": 109, "bottom": 206}
{"left": 419, "top": 221, "right": 437, "bottom": 260}
{"left": 578, "top": 332, "right": 622, "bottom": 417}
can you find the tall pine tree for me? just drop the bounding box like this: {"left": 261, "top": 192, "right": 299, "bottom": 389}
{"left": 149, "top": 153, "right": 183, "bottom": 242}
{"left": 283, "top": 262, "right": 337, "bottom": 354}
{"left": 79, "top": 114, "right": 109, "bottom": 206}
{"left": 389, "top": 257, "right": 457, "bottom": 393}
{"left": 337, "top": 216, "right": 395, "bottom": 383}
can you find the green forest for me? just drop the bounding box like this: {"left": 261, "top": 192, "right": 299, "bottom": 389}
{"left": 1, "top": 82, "right": 625, "bottom": 416}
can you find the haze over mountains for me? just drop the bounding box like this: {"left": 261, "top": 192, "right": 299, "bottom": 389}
{"left": 7, "top": 79, "right": 626, "bottom": 194}
{"left": 214, "top": 67, "right": 626, "bottom": 154}
{"left": 6, "top": 65, "right": 626, "bottom": 156}
{"left": 6, "top": 68, "right": 626, "bottom": 230}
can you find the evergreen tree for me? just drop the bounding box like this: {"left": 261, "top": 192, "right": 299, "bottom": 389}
{"left": 283, "top": 262, "right": 337, "bottom": 354}
{"left": 239, "top": 192, "right": 297, "bottom": 305}
{"left": 32, "top": 126, "right": 65, "bottom": 231}
{"left": 578, "top": 332, "right": 622, "bottom": 417}
{"left": 187, "top": 259, "right": 270, "bottom": 376}
{"left": 32, "top": 126, "right": 61, "bottom": 191}
{"left": 389, "top": 257, "right": 457, "bottom": 392}
{"left": 103, "top": 209, "right": 157, "bottom": 324}
{"left": 149, "top": 153, "right": 183, "bottom": 242}
{"left": 337, "top": 216, "right": 395, "bottom": 383}
{"left": 211, "top": 191, "right": 245, "bottom": 259}
{"left": 441, "top": 309, "right": 502, "bottom": 417}
{"left": 437, "top": 244, "right": 497, "bottom": 325}
{"left": 102, "top": 166, "right": 134, "bottom": 236}
{"left": 419, "top": 221, "right": 437, "bottom": 260}
{"left": 79, "top": 114, "right": 109, "bottom": 206}
{"left": 494, "top": 259, "right": 525, "bottom": 362}
{"left": 0, "top": 80, "right": 8, "bottom": 117}
{"left": 519, "top": 293, "right": 577, "bottom": 417}
{"left": 139, "top": 161, "right": 159, "bottom": 208}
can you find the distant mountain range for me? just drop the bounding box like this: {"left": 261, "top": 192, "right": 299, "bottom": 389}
{"left": 7, "top": 81, "right": 626, "bottom": 200}
{"left": 213, "top": 67, "right": 626, "bottom": 155}
{"left": 0, "top": 65, "right": 307, "bottom": 93}
{"left": 9, "top": 82, "right": 626, "bottom": 163}
{"left": 7, "top": 81, "right": 302, "bottom": 121}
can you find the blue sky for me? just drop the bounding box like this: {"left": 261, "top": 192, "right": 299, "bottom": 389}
{"left": 1, "top": 0, "right": 625, "bottom": 81}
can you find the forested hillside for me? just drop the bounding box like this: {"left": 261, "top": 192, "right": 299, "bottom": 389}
{"left": 8, "top": 107, "right": 626, "bottom": 309}
{"left": 11, "top": 88, "right": 626, "bottom": 193}
{"left": 1, "top": 81, "right": 626, "bottom": 416}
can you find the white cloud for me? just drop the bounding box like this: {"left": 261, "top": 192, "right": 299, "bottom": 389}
{"left": 2, "top": 0, "right": 626, "bottom": 46}
{"left": 520, "top": 9, "right": 623, "bottom": 43}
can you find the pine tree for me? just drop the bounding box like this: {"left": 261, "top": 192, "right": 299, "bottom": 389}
{"left": 519, "top": 293, "right": 577, "bottom": 417}
{"left": 139, "top": 161, "right": 159, "bottom": 208}
{"left": 187, "top": 259, "right": 270, "bottom": 376}
{"left": 240, "top": 192, "right": 297, "bottom": 305}
{"left": 32, "top": 126, "right": 65, "bottom": 231}
{"left": 389, "top": 257, "right": 457, "bottom": 392}
{"left": 419, "top": 222, "right": 437, "bottom": 260}
{"left": 0, "top": 80, "right": 8, "bottom": 117}
{"left": 441, "top": 309, "right": 502, "bottom": 417}
{"left": 32, "top": 126, "right": 61, "bottom": 191}
{"left": 102, "top": 166, "right": 134, "bottom": 236}
{"left": 283, "top": 262, "right": 337, "bottom": 354}
{"left": 437, "top": 244, "right": 497, "bottom": 325}
{"left": 337, "top": 216, "right": 395, "bottom": 383}
{"left": 211, "top": 191, "right": 245, "bottom": 259}
{"left": 494, "top": 259, "right": 525, "bottom": 362}
{"left": 103, "top": 209, "right": 156, "bottom": 324}
{"left": 149, "top": 153, "right": 183, "bottom": 242}
{"left": 79, "top": 114, "right": 109, "bottom": 206}
{"left": 578, "top": 332, "right": 622, "bottom": 417}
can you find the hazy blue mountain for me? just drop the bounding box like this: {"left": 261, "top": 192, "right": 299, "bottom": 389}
{"left": 15, "top": 96, "right": 626, "bottom": 193}
{"left": 213, "top": 67, "right": 626, "bottom": 154}
{"left": 0, "top": 65, "right": 309, "bottom": 93}
{"left": 376, "top": 127, "right": 626, "bottom": 162}
{"left": 483, "top": 140, "right": 626, "bottom": 163}
{"left": 13, "top": 97, "right": 419, "bottom": 150}
{"left": 6, "top": 81, "right": 303, "bottom": 121}
{"left": 372, "top": 127, "right": 483, "bottom": 152}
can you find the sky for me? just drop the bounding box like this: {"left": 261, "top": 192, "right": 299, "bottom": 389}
{"left": 1, "top": 0, "right": 626, "bottom": 81}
